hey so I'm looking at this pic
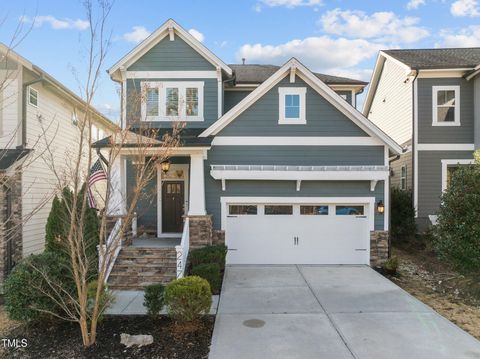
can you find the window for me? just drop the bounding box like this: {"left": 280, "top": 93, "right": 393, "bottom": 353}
{"left": 28, "top": 87, "right": 38, "bottom": 107}
{"left": 91, "top": 124, "right": 98, "bottom": 142}
{"left": 71, "top": 111, "right": 78, "bottom": 126}
{"left": 400, "top": 165, "right": 407, "bottom": 191}
{"left": 278, "top": 87, "right": 306, "bottom": 124}
{"left": 441, "top": 159, "right": 473, "bottom": 191}
{"left": 432, "top": 86, "right": 460, "bottom": 126}
{"left": 146, "top": 88, "right": 159, "bottom": 116}
{"left": 229, "top": 205, "right": 257, "bottom": 215}
{"left": 264, "top": 205, "right": 293, "bottom": 215}
{"left": 300, "top": 205, "right": 329, "bottom": 215}
{"left": 335, "top": 205, "right": 364, "bottom": 215}
{"left": 142, "top": 81, "right": 204, "bottom": 121}
{"left": 98, "top": 128, "right": 105, "bottom": 140}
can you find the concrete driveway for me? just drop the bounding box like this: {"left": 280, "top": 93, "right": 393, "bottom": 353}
{"left": 209, "top": 265, "right": 480, "bottom": 359}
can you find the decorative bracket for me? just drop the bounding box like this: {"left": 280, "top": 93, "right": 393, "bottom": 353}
{"left": 221, "top": 179, "right": 226, "bottom": 191}
{"left": 370, "top": 180, "right": 378, "bottom": 192}
{"left": 168, "top": 26, "right": 175, "bottom": 41}
{"left": 290, "top": 66, "right": 296, "bottom": 83}
{"left": 296, "top": 180, "right": 301, "bottom": 191}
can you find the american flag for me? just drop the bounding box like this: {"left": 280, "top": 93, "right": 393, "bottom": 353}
{"left": 87, "top": 159, "right": 107, "bottom": 208}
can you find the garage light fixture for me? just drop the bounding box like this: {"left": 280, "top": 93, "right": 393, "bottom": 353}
{"left": 377, "top": 200, "right": 385, "bottom": 214}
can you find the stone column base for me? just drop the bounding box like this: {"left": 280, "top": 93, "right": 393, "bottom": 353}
{"left": 188, "top": 215, "right": 213, "bottom": 247}
{"left": 370, "top": 230, "right": 389, "bottom": 266}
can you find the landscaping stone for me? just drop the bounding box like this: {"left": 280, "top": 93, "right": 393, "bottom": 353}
{"left": 120, "top": 333, "right": 153, "bottom": 348}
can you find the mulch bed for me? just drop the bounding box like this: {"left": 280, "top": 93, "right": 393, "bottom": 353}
{"left": 1, "top": 315, "right": 214, "bottom": 359}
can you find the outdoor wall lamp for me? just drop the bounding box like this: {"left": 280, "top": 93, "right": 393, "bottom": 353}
{"left": 161, "top": 160, "right": 171, "bottom": 174}
{"left": 377, "top": 200, "right": 385, "bottom": 214}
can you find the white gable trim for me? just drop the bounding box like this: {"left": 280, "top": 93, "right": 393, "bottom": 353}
{"left": 200, "top": 58, "right": 402, "bottom": 154}
{"left": 108, "top": 19, "right": 232, "bottom": 81}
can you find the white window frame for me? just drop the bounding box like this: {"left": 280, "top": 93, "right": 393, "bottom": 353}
{"left": 141, "top": 81, "right": 204, "bottom": 122}
{"left": 278, "top": 87, "right": 306, "bottom": 125}
{"left": 400, "top": 165, "right": 407, "bottom": 190}
{"left": 432, "top": 86, "right": 460, "bottom": 126}
{"left": 28, "top": 87, "right": 38, "bottom": 107}
{"left": 441, "top": 159, "right": 473, "bottom": 191}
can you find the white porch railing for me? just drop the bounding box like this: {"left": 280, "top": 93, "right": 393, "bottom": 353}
{"left": 175, "top": 217, "right": 190, "bottom": 278}
{"left": 98, "top": 218, "right": 122, "bottom": 284}
{"left": 210, "top": 164, "right": 389, "bottom": 172}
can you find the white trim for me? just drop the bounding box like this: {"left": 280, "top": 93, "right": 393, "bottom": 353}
{"left": 188, "top": 153, "right": 206, "bottom": 215}
{"left": 200, "top": 58, "right": 402, "bottom": 154}
{"left": 157, "top": 163, "right": 189, "bottom": 236}
{"left": 126, "top": 70, "right": 218, "bottom": 79}
{"left": 121, "top": 78, "right": 126, "bottom": 129}
{"left": 384, "top": 178, "right": 389, "bottom": 231}
{"left": 441, "top": 159, "right": 474, "bottom": 192}
{"left": 278, "top": 87, "right": 306, "bottom": 124}
{"left": 432, "top": 86, "right": 460, "bottom": 126}
{"left": 141, "top": 81, "right": 204, "bottom": 122}
{"left": 217, "top": 67, "right": 222, "bottom": 118}
{"left": 211, "top": 136, "right": 383, "bottom": 146}
{"left": 417, "top": 143, "right": 474, "bottom": 151}
{"left": 413, "top": 77, "right": 419, "bottom": 215}
{"left": 380, "top": 51, "right": 412, "bottom": 72}
{"left": 351, "top": 89, "right": 356, "bottom": 108}
{"left": 220, "top": 196, "right": 376, "bottom": 231}
{"left": 418, "top": 69, "right": 470, "bottom": 78}
{"left": 108, "top": 19, "right": 232, "bottom": 80}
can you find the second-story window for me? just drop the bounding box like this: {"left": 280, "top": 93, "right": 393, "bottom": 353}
{"left": 142, "top": 81, "right": 204, "bottom": 121}
{"left": 400, "top": 165, "right": 407, "bottom": 190}
{"left": 28, "top": 87, "right": 38, "bottom": 107}
{"left": 278, "top": 87, "right": 306, "bottom": 125}
{"left": 432, "top": 86, "right": 460, "bottom": 126}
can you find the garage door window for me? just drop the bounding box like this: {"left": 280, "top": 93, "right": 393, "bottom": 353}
{"left": 229, "top": 205, "right": 257, "bottom": 215}
{"left": 335, "top": 205, "right": 364, "bottom": 215}
{"left": 264, "top": 205, "right": 293, "bottom": 215}
{"left": 300, "top": 205, "right": 329, "bottom": 215}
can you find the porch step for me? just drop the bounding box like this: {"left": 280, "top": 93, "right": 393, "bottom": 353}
{"left": 107, "top": 247, "right": 178, "bottom": 290}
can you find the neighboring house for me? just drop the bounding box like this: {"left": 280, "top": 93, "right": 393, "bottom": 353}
{"left": 98, "top": 19, "right": 402, "bottom": 289}
{"left": 364, "top": 48, "right": 480, "bottom": 229}
{"left": 0, "top": 45, "right": 117, "bottom": 286}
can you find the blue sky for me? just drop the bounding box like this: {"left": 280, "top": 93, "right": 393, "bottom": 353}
{"left": 1, "top": 0, "right": 479, "bottom": 121}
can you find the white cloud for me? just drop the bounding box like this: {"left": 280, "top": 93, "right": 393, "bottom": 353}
{"left": 236, "top": 36, "right": 383, "bottom": 71}
{"left": 407, "top": 0, "right": 426, "bottom": 10}
{"left": 319, "top": 8, "right": 429, "bottom": 43}
{"left": 451, "top": 0, "right": 480, "bottom": 17}
{"left": 188, "top": 28, "right": 205, "bottom": 42}
{"left": 122, "top": 26, "right": 151, "bottom": 43}
{"left": 438, "top": 26, "right": 480, "bottom": 47}
{"left": 20, "top": 15, "right": 89, "bottom": 30}
{"left": 254, "top": 0, "right": 322, "bottom": 11}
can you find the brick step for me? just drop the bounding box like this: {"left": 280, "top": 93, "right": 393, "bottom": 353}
{"left": 115, "top": 257, "right": 177, "bottom": 264}
{"left": 113, "top": 262, "right": 176, "bottom": 269}
{"left": 110, "top": 268, "right": 176, "bottom": 275}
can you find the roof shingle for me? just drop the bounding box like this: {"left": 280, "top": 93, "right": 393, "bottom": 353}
{"left": 383, "top": 48, "right": 480, "bottom": 69}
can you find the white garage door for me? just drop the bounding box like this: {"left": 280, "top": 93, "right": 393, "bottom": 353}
{"left": 225, "top": 200, "right": 371, "bottom": 265}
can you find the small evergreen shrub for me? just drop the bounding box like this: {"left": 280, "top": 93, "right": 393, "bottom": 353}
{"left": 143, "top": 283, "right": 165, "bottom": 318}
{"left": 4, "top": 252, "right": 75, "bottom": 322}
{"left": 191, "top": 263, "right": 222, "bottom": 294}
{"left": 188, "top": 245, "right": 227, "bottom": 272}
{"left": 382, "top": 256, "right": 399, "bottom": 275}
{"left": 390, "top": 188, "right": 416, "bottom": 242}
{"left": 164, "top": 276, "right": 212, "bottom": 322}
{"left": 435, "top": 153, "right": 480, "bottom": 273}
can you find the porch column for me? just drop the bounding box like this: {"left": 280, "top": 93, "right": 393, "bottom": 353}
{"left": 188, "top": 152, "right": 206, "bottom": 215}
{"left": 107, "top": 155, "right": 127, "bottom": 216}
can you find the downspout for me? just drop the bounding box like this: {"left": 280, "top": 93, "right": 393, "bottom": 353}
{"left": 21, "top": 76, "right": 45, "bottom": 148}
{"left": 411, "top": 68, "right": 419, "bottom": 222}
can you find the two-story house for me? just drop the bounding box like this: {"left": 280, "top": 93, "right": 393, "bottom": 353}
{"left": 364, "top": 48, "right": 480, "bottom": 230}
{"left": 0, "top": 45, "right": 117, "bottom": 286}
{"left": 97, "top": 19, "right": 402, "bottom": 289}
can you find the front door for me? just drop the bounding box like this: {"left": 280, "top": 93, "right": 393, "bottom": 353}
{"left": 162, "top": 181, "right": 184, "bottom": 233}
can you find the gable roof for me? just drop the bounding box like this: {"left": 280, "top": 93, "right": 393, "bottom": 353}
{"left": 383, "top": 48, "right": 480, "bottom": 70}
{"left": 200, "top": 58, "right": 402, "bottom": 154}
{"left": 229, "top": 64, "right": 367, "bottom": 86}
{"left": 108, "top": 19, "right": 232, "bottom": 81}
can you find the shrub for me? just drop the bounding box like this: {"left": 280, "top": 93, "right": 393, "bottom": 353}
{"left": 435, "top": 153, "right": 480, "bottom": 273}
{"left": 4, "top": 252, "right": 75, "bottom": 322}
{"left": 143, "top": 283, "right": 165, "bottom": 318}
{"left": 390, "top": 188, "right": 416, "bottom": 242}
{"left": 382, "top": 256, "right": 399, "bottom": 275}
{"left": 164, "top": 276, "right": 212, "bottom": 322}
{"left": 188, "top": 245, "right": 227, "bottom": 272}
{"left": 191, "top": 263, "right": 222, "bottom": 294}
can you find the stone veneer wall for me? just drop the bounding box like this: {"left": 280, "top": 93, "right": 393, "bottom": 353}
{"left": 188, "top": 215, "right": 213, "bottom": 247}
{"left": 0, "top": 169, "right": 23, "bottom": 288}
{"left": 370, "top": 230, "right": 389, "bottom": 266}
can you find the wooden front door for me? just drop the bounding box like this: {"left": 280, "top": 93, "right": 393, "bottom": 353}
{"left": 162, "top": 181, "right": 184, "bottom": 233}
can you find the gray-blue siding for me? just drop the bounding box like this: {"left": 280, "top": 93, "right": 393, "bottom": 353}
{"left": 218, "top": 77, "right": 367, "bottom": 136}
{"left": 127, "top": 36, "right": 214, "bottom": 71}
{"left": 204, "top": 145, "right": 386, "bottom": 230}
{"left": 126, "top": 78, "right": 218, "bottom": 128}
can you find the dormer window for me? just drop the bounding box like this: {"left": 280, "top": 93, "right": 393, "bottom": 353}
{"left": 278, "top": 87, "right": 306, "bottom": 124}
{"left": 432, "top": 86, "right": 460, "bottom": 126}
{"left": 142, "top": 81, "right": 204, "bottom": 122}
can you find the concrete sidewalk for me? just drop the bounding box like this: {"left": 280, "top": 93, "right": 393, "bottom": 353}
{"left": 105, "top": 290, "right": 219, "bottom": 315}
{"left": 209, "top": 265, "right": 480, "bottom": 359}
